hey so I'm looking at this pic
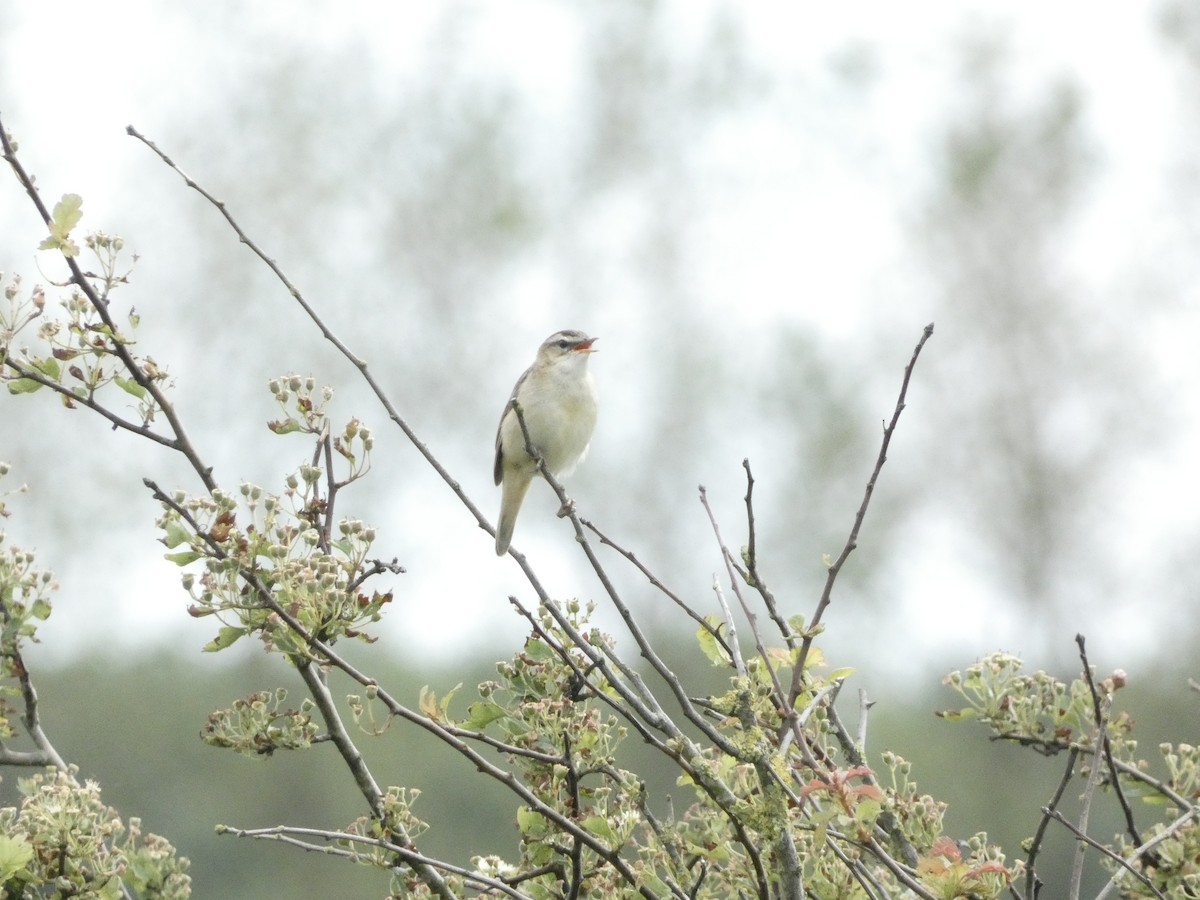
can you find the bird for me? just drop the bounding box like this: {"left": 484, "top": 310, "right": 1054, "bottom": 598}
{"left": 493, "top": 329, "right": 598, "bottom": 555}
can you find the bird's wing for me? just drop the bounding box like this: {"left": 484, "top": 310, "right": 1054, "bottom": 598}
{"left": 494, "top": 365, "right": 532, "bottom": 485}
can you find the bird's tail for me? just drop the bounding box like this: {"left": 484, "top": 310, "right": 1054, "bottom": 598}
{"left": 495, "top": 473, "right": 533, "bottom": 555}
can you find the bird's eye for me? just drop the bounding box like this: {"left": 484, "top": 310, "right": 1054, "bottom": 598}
{"left": 557, "top": 340, "right": 571, "bottom": 349}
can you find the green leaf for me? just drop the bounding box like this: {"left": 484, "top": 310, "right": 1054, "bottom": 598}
{"left": 162, "top": 521, "right": 193, "bottom": 549}
{"left": 524, "top": 638, "right": 555, "bottom": 661}
{"left": 39, "top": 193, "right": 84, "bottom": 257}
{"left": 6, "top": 378, "right": 43, "bottom": 395}
{"left": 439, "top": 682, "right": 462, "bottom": 715}
{"left": 164, "top": 550, "right": 203, "bottom": 566}
{"left": 853, "top": 798, "right": 882, "bottom": 825}
{"left": 32, "top": 357, "right": 60, "bottom": 379}
{"left": 828, "top": 666, "right": 856, "bottom": 681}
{"left": 267, "top": 418, "right": 301, "bottom": 435}
{"left": 582, "top": 815, "right": 616, "bottom": 843}
{"left": 418, "top": 685, "right": 441, "bottom": 719}
{"left": 696, "top": 616, "right": 731, "bottom": 666}
{"left": 52, "top": 194, "right": 84, "bottom": 232}
{"left": 515, "top": 806, "right": 544, "bottom": 836}
{"left": 114, "top": 375, "right": 147, "bottom": 399}
{"left": 463, "top": 700, "right": 507, "bottom": 730}
{"left": 204, "top": 626, "right": 247, "bottom": 652}
{"left": 0, "top": 833, "right": 33, "bottom": 880}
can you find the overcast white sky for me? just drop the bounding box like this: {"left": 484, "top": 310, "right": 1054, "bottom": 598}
{"left": 2, "top": 2, "right": 1196, "bottom": 678}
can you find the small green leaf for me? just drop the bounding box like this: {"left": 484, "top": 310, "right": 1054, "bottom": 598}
{"left": 524, "top": 638, "right": 555, "bottom": 661}
{"left": 164, "top": 550, "right": 203, "bottom": 566}
{"left": 696, "top": 616, "right": 731, "bottom": 666}
{"left": 0, "top": 833, "right": 33, "bottom": 880}
{"left": 439, "top": 682, "right": 462, "bottom": 715}
{"left": 162, "top": 521, "right": 193, "bottom": 549}
{"left": 418, "top": 685, "right": 440, "bottom": 719}
{"left": 51, "top": 193, "right": 84, "bottom": 232}
{"left": 114, "top": 375, "right": 147, "bottom": 399}
{"left": 828, "top": 667, "right": 856, "bottom": 681}
{"left": 32, "top": 357, "right": 60, "bottom": 379}
{"left": 582, "top": 815, "right": 616, "bottom": 843}
{"left": 204, "top": 626, "right": 247, "bottom": 652}
{"left": 515, "top": 807, "right": 542, "bottom": 835}
{"left": 39, "top": 193, "right": 84, "bottom": 257}
{"left": 267, "top": 418, "right": 301, "bottom": 435}
{"left": 463, "top": 700, "right": 507, "bottom": 730}
{"left": 853, "top": 798, "right": 882, "bottom": 825}
{"left": 6, "top": 378, "right": 42, "bottom": 395}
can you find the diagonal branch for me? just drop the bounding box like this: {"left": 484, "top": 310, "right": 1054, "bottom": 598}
{"left": 1, "top": 358, "right": 177, "bottom": 449}
{"left": 1, "top": 118, "right": 216, "bottom": 494}
{"left": 1075, "top": 634, "right": 1140, "bottom": 847}
{"left": 790, "top": 323, "right": 934, "bottom": 703}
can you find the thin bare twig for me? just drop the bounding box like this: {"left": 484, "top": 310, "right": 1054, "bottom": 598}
{"left": 582, "top": 518, "right": 734, "bottom": 661}
{"left": 219, "top": 824, "right": 535, "bottom": 899}
{"left": 790, "top": 322, "right": 934, "bottom": 703}
{"left": 1095, "top": 807, "right": 1198, "bottom": 900}
{"left": 1025, "top": 746, "right": 1079, "bottom": 899}
{"left": 126, "top": 124, "right": 492, "bottom": 542}
{"left": 1070, "top": 694, "right": 1108, "bottom": 900}
{"left": 296, "top": 662, "right": 453, "bottom": 899}
{"left": 1043, "top": 808, "right": 1165, "bottom": 900}
{"left": 707, "top": 575, "right": 746, "bottom": 676}
{"left": 1076, "top": 634, "right": 1140, "bottom": 846}
{"left": 740, "top": 459, "right": 793, "bottom": 648}
{"left": 699, "top": 484, "right": 795, "bottom": 735}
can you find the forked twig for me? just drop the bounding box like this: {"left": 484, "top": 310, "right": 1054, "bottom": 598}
{"left": 1076, "top": 635, "right": 1140, "bottom": 846}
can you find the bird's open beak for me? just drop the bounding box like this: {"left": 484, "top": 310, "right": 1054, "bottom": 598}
{"left": 574, "top": 337, "right": 598, "bottom": 352}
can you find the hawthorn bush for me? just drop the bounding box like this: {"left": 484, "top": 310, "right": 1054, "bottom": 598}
{"left": 1, "top": 116, "right": 1196, "bottom": 900}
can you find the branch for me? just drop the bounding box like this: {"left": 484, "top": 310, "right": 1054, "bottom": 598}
{"left": 126, "top": 124, "right": 490, "bottom": 535}
{"left": 1095, "top": 807, "right": 1198, "bottom": 900}
{"left": 1024, "top": 747, "right": 1078, "bottom": 899}
{"left": 740, "top": 459, "right": 793, "bottom": 648}
{"left": 1043, "top": 808, "right": 1165, "bottom": 900}
{"left": 508, "top": 400, "right": 747, "bottom": 760}
{"left": 700, "top": 485, "right": 793, "bottom": 719}
{"left": 1069, "top": 693, "right": 1108, "bottom": 900}
{"left": 1, "top": 117, "right": 216, "bottom": 494}
{"left": 1076, "top": 634, "right": 1140, "bottom": 846}
{"left": 1, "top": 358, "right": 177, "bottom": 449}
{"left": 791, "top": 322, "right": 934, "bottom": 701}
{"left": 581, "top": 519, "right": 734, "bottom": 662}
{"left": 219, "top": 823, "right": 534, "bottom": 899}
{"left": 150, "top": 477, "right": 675, "bottom": 898}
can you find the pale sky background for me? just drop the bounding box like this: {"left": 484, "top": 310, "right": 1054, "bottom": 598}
{"left": 2, "top": 2, "right": 1197, "bottom": 684}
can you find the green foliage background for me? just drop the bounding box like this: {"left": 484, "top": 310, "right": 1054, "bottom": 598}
{"left": 0, "top": 647, "right": 1187, "bottom": 897}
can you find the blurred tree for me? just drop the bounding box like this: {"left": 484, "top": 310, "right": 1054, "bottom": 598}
{"left": 906, "top": 31, "right": 1160, "bottom": 659}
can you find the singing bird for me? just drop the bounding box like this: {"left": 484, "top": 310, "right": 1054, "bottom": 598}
{"left": 493, "top": 330, "right": 598, "bottom": 555}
